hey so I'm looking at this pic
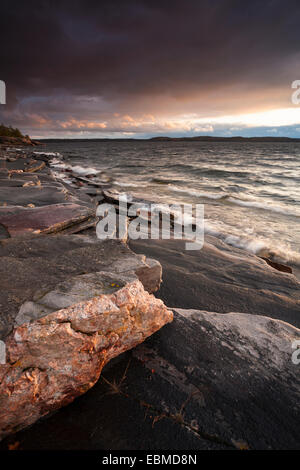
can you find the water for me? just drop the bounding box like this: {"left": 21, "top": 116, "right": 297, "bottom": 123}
{"left": 39, "top": 140, "right": 300, "bottom": 269}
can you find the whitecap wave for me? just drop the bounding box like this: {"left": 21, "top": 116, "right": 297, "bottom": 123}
{"left": 204, "top": 221, "right": 300, "bottom": 266}
{"left": 34, "top": 151, "right": 61, "bottom": 157}
{"left": 113, "top": 181, "right": 141, "bottom": 188}
{"left": 227, "top": 196, "right": 300, "bottom": 217}
{"left": 49, "top": 157, "right": 99, "bottom": 177}
{"left": 169, "top": 185, "right": 300, "bottom": 217}
{"left": 71, "top": 165, "right": 99, "bottom": 176}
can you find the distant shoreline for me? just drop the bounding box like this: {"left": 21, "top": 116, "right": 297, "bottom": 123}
{"left": 38, "top": 135, "right": 300, "bottom": 143}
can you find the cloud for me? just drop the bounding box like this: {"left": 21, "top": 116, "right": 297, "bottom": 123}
{"left": 1, "top": 0, "right": 300, "bottom": 136}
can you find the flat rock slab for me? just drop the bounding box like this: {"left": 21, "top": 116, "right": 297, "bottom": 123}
{"left": 0, "top": 157, "right": 45, "bottom": 173}
{"left": 0, "top": 235, "right": 162, "bottom": 340}
{"left": 0, "top": 170, "right": 93, "bottom": 207}
{"left": 2, "top": 308, "right": 298, "bottom": 450}
{"left": 130, "top": 237, "right": 300, "bottom": 328}
{"left": 0, "top": 204, "right": 96, "bottom": 238}
{"left": 0, "top": 186, "right": 77, "bottom": 207}
{"left": 0, "top": 172, "right": 57, "bottom": 187}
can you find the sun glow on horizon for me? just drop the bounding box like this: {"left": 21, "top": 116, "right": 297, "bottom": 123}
{"left": 186, "top": 107, "right": 300, "bottom": 129}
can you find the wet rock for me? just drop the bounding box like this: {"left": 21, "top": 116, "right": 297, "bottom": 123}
{"left": 261, "top": 257, "right": 293, "bottom": 274}
{"left": 73, "top": 175, "right": 111, "bottom": 188}
{"left": 130, "top": 237, "right": 300, "bottom": 328}
{"left": 103, "top": 189, "right": 152, "bottom": 208}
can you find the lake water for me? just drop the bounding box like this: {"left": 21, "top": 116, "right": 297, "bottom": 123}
{"left": 40, "top": 140, "right": 300, "bottom": 270}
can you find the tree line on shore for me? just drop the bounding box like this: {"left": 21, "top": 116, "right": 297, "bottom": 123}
{"left": 0, "top": 124, "right": 27, "bottom": 139}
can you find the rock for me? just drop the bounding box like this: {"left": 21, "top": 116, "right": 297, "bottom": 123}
{"left": 0, "top": 185, "right": 83, "bottom": 207}
{"left": 0, "top": 224, "right": 10, "bottom": 240}
{"left": 0, "top": 156, "right": 44, "bottom": 173}
{"left": 103, "top": 189, "right": 153, "bottom": 208}
{"left": 0, "top": 172, "right": 56, "bottom": 188}
{"left": 128, "top": 308, "right": 300, "bottom": 450}
{"left": 3, "top": 308, "right": 298, "bottom": 450}
{"left": 73, "top": 175, "right": 111, "bottom": 188}
{"left": 0, "top": 235, "right": 171, "bottom": 440}
{"left": 0, "top": 204, "right": 96, "bottom": 238}
{"left": 261, "top": 257, "right": 293, "bottom": 274}
{"left": 0, "top": 170, "right": 94, "bottom": 208}
{"left": 0, "top": 136, "right": 39, "bottom": 147}
{"left": 0, "top": 235, "right": 163, "bottom": 340}
{"left": 130, "top": 237, "right": 300, "bottom": 328}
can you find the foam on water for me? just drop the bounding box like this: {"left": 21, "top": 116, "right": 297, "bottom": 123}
{"left": 34, "top": 151, "right": 61, "bottom": 157}
{"left": 227, "top": 196, "right": 300, "bottom": 217}
{"left": 49, "top": 157, "right": 99, "bottom": 177}
{"left": 40, "top": 140, "right": 300, "bottom": 267}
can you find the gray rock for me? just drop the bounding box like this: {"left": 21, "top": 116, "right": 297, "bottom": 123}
{"left": 0, "top": 235, "right": 162, "bottom": 340}
{"left": 3, "top": 308, "right": 299, "bottom": 450}
{"left": 130, "top": 237, "right": 300, "bottom": 328}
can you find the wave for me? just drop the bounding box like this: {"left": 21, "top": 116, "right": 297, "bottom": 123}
{"left": 170, "top": 186, "right": 226, "bottom": 200}
{"left": 227, "top": 196, "right": 300, "bottom": 217}
{"left": 169, "top": 163, "right": 250, "bottom": 178}
{"left": 169, "top": 186, "right": 300, "bottom": 217}
{"left": 223, "top": 234, "right": 300, "bottom": 266}
{"left": 71, "top": 165, "right": 99, "bottom": 176}
{"left": 34, "top": 151, "right": 61, "bottom": 157}
{"left": 152, "top": 177, "right": 176, "bottom": 185}
{"left": 49, "top": 157, "right": 99, "bottom": 177}
{"left": 204, "top": 222, "right": 300, "bottom": 266}
{"left": 113, "top": 181, "right": 141, "bottom": 188}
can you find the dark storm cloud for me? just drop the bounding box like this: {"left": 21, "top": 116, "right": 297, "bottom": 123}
{"left": 1, "top": 0, "right": 300, "bottom": 135}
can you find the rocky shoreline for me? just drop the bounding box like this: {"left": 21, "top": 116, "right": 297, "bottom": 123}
{"left": 0, "top": 143, "right": 299, "bottom": 450}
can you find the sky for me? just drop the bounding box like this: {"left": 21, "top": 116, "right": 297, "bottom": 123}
{"left": 1, "top": 0, "right": 300, "bottom": 139}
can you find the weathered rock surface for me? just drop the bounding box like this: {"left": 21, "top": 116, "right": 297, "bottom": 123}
{"left": 130, "top": 237, "right": 300, "bottom": 328}
{"left": 0, "top": 235, "right": 163, "bottom": 340}
{"left": 0, "top": 151, "right": 97, "bottom": 237}
{"left": 0, "top": 277, "right": 172, "bottom": 440}
{"left": 2, "top": 308, "right": 298, "bottom": 450}
{"left": 0, "top": 204, "right": 96, "bottom": 238}
{"left": 0, "top": 156, "right": 44, "bottom": 174}
{"left": 0, "top": 235, "right": 171, "bottom": 440}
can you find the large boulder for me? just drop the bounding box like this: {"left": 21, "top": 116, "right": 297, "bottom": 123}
{"left": 2, "top": 308, "right": 298, "bottom": 450}
{"left": 0, "top": 235, "right": 172, "bottom": 439}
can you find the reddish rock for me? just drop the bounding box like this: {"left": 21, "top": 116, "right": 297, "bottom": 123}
{"left": 0, "top": 204, "right": 96, "bottom": 237}
{"left": 0, "top": 278, "right": 173, "bottom": 439}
